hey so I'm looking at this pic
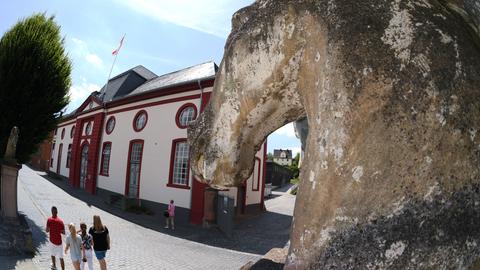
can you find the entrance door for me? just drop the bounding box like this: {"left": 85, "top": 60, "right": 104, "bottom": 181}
{"left": 79, "top": 143, "right": 89, "bottom": 189}
{"left": 56, "top": 144, "right": 63, "bottom": 174}
{"left": 127, "top": 140, "right": 143, "bottom": 198}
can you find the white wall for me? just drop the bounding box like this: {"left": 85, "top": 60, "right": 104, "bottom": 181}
{"left": 97, "top": 90, "right": 207, "bottom": 209}
{"left": 50, "top": 124, "right": 75, "bottom": 178}
{"left": 246, "top": 143, "right": 264, "bottom": 205}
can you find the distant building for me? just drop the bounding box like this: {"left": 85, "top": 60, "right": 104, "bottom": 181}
{"left": 273, "top": 149, "right": 292, "bottom": 166}
{"left": 29, "top": 132, "right": 53, "bottom": 171}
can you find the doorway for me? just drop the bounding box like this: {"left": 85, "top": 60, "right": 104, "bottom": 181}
{"left": 79, "top": 143, "right": 89, "bottom": 189}
{"left": 56, "top": 144, "right": 63, "bottom": 175}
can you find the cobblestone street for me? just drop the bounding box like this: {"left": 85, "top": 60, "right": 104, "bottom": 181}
{"left": 3, "top": 166, "right": 267, "bottom": 269}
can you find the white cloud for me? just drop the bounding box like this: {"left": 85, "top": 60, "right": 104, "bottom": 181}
{"left": 70, "top": 38, "right": 104, "bottom": 69}
{"left": 272, "top": 123, "right": 297, "bottom": 138}
{"left": 86, "top": 53, "right": 103, "bottom": 67}
{"left": 116, "top": 0, "right": 252, "bottom": 37}
{"left": 68, "top": 78, "right": 100, "bottom": 105}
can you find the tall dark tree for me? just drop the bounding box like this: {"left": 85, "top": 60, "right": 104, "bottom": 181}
{"left": 0, "top": 13, "right": 71, "bottom": 162}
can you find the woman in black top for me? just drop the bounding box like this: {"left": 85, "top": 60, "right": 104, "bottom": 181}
{"left": 89, "top": 215, "right": 110, "bottom": 270}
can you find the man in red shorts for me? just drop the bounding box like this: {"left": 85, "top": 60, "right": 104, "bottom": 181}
{"left": 46, "top": 206, "right": 65, "bottom": 270}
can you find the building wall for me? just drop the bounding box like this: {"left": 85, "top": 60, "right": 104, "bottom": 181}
{"left": 49, "top": 80, "right": 267, "bottom": 221}
{"left": 96, "top": 89, "right": 207, "bottom": 209}
{"left": 50, "top": 123, "right": 75, "bottom": 177}
{"left": 29, "top": 133, "right": 54, "bottom": 171}
{"left": 273, "top": 158, "right": 292, "bottom": 166}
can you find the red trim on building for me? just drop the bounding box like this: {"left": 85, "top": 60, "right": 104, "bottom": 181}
{"left": 99, "top": 142, "right": 112, "bottom": 176}
{"left": 75, "top": 95, "right": 103, "bottom": 115}
{"left": 68, "top": 119, "right": 82, "bottom": 187}
{"left": 56, "top": 143, "right": 63, "bottom": 174}
{"left": 124, "top": 139, "right": 144, "bottom": 199}
{"left": 252, "top": 157, "right": 261, "bottom": 191}
{"left": 105, "top": 116, "right": 115, "bottom": 135}
{"left": 167, "top": 138, "right": 191, "bottom": 189}
{"left": 87, "top": 112, "right": 105, "bottom": 194}
{"left": 57, "top": 121, "right": 77, "bottom": 128}
{"left": 189, "top": 90, "right": 213, "bottom": 224}
{"left": 107, "top": 94, "right": 201, "bottom": 116}
{"left": 106, "top": 79, "right": 214, "bottom": 109}
{"left": 132, "top": 110, "right": 148, "bottom": 132}
{"left": 175, "top": 103, "right": 198, "bottom": 129}
{"left": 260, "top": 141, "right": 267, "bottom": 210}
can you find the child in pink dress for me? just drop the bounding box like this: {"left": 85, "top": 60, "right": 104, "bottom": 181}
{"left": 165, "top": 200, "right": 175, "bottom": 230}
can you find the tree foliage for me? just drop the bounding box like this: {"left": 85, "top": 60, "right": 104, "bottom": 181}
{"left": 0, "top": 13, "right": 71, "bottom": 163}
{"left": 286, "top": 153, "right": 300, "bottom": 179}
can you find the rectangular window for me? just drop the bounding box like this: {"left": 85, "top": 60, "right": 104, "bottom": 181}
{"left": 50, "top": 142, "right": 56, "bottom": 167}
{"left": 168, "top": 139, "right": 191, "bottom": 189}
{"left": 66, "top": 144, "right": 72, "bottom": 168}
{"left": 100, "top": 142, "right": 112, "bottom": 176}
{"left": 126, "top": 140, "right": 143, "bottom": 198}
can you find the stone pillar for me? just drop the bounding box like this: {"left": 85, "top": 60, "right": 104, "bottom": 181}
{"left": 1, "top": 163, "right": 21, "bottom": 221}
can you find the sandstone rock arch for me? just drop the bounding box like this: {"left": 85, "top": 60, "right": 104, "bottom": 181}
{"left": 189, "top": 0, "right": 480, "bottom": 268}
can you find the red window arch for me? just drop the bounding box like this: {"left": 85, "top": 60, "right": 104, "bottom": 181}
{"left": 175, "top": 103, "right": 198, "bottom": 129}
{"left": 133, "top": 110, "right": 148, "bottom": 132}
{"left": 106, "top": 116, "right": 116, "bottom": 134}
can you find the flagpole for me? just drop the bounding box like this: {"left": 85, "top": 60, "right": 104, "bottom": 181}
{"left": 104, "top": 34, "right": 125, "bottom": 101}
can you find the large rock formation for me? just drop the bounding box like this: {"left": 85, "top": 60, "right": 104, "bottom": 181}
{"left": 188, "top": 0, "right": 480, "bottom": 268}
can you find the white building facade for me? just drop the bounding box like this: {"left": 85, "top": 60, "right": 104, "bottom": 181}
{"left": 48, "top": 62, "right": 267, "bottom": 224}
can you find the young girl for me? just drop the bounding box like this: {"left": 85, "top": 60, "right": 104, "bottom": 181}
{"left": 79, "top": 222, "right": 94, "bottom": 270}
{"left": 89, "top": 215, "right": 110, "bottom": 270}
{"left": 165, "top": 200, "right": 175, "bottom": 230}
{"left": 65, "top": 223, "right": 82, "bottom": 270}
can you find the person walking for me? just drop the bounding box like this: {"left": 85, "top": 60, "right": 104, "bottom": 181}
{"left": 46, "top": 206, "right": 65, "bottom": 270}
{"left": 64, "top": 223, "right": 82, "bottom": 270}
{"left": 79, "top": 222, "right": 94, "bottom": 270}
{"left": 89, "top": 215, "right": 110, "bottom": 270}
{"left": 164, "top": 200, "right": 175, "bottom": 230}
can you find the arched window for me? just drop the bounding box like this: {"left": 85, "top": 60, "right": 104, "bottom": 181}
{"left": 61, "top": 128, "right": 65, "bottom": 139}
{"left": 167, "top": 138, "right": 191, "bottom": 189}
{"left": 100, "top": 142, "right": 112, "bottom": 176}
{"left": 175, "top": 103, "right": 197, "bottom": 129}
{"left": 133, "top": 110, "right": 148, "bottom": 132}
{"left": 70, "top": 126, "right": 75, "bottom": 138}
{"left": 85, "top": 122, "right": 92, "bottom": 135}
{"left": 106, "top": 116, "right": 115, "bottom": 134}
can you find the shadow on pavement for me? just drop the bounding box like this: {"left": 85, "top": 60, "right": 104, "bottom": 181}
{"left": 31, "top": 166, "right": 292, "bottom": 255}
{"left": 0, "top": 214, "right": 47, "bottom": 270}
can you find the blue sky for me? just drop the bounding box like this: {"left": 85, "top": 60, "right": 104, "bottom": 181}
{"left": 1, "top": 0, "right": 300, "bottom": 156}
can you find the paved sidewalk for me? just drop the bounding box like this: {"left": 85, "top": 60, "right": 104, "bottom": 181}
{"left": 1, "top": 166, "right": 294, "bottom": 269}
{"left": 35, "top": 168, "right": 293, "bottom": 255}
{"left": 11, "top": 166, "right": 263, "bottom": 269}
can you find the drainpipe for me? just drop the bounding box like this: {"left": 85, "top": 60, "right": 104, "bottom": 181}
{"left": 197, "top": 80, "right": 204, "bottom": 112}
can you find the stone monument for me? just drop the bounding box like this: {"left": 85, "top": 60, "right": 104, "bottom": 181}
{"left": 189, "top": 0, "right": 480, "bottom": 268}
{"left": 1, "top": 126, "right": 21, "bottom": 221}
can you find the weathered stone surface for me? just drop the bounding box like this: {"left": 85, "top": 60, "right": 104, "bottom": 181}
{"left": 188, "top": 0, "right": 480, "bottom": 269}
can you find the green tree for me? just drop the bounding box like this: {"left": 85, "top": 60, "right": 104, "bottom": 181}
{"left": 0, "top": 13, "right": 71, "bottom": 162}
{"left": 287, "top": 153, "right": 300, "bottom": 181}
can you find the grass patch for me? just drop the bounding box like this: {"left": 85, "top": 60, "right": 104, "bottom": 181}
{"left": 290, "top": 177, "right": 300, "bottom": 185}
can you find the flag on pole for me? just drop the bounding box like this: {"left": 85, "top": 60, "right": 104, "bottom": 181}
{"left": 112, "top": 35, "right": 125, "bottom": 55}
